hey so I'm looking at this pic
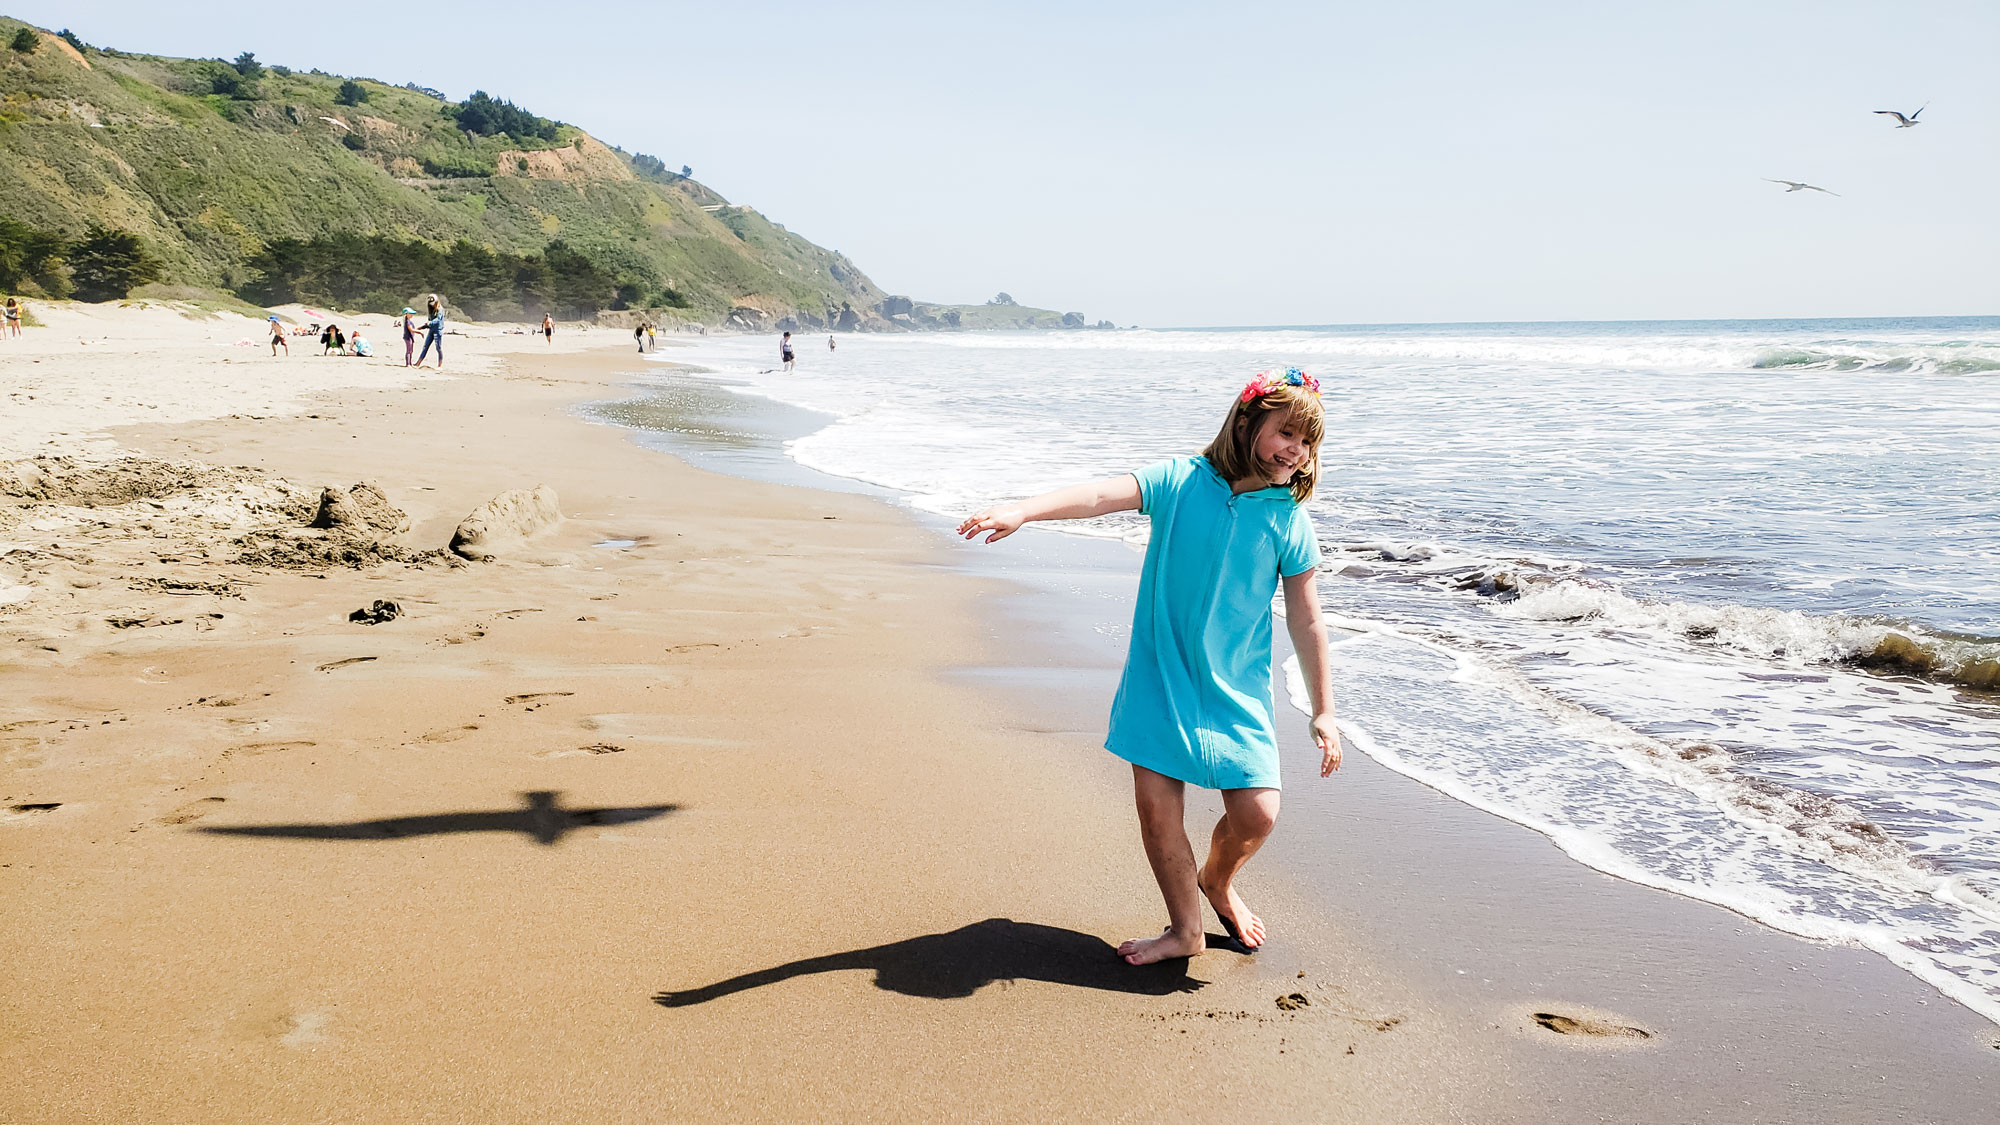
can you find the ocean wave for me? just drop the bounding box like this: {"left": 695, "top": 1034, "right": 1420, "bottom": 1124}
{"left": 1497, "top": 577, "right": 2000, "bottom": 692}
{"left": 893, "top": 327, "right": 2000, "bottom": 376}
{"left": 1750, "top": 348, "right": 2000, "bottom": 375}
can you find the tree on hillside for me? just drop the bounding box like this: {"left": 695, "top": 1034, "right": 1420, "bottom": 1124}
{"left": 210, "top": 68, "right": 243, "bottom": 97}
{"left": 988, "top": 292, "right": 1016, "bottom": 306}
{"left": 9, "top": 27, "right": 39, "bottom": 53}
{"left": 58, "top": 29, "right": 84, "bottom": 51}
{"left": 233, "top": 51, "right": 264, "bottom": 78}
{"left": 336, "top": 79, "right": 368, "bottom": 106}
{"left": 681, "top": 165, "right": 692, "bottom": 178}
{"left": 67, "top": 225, "right": 160, "bottom": 302}
{"left": 449, "top": 91, "right": 559, "bottom": 142}
{"left": 0, "top": 217, "right": 69, "bottom": 296}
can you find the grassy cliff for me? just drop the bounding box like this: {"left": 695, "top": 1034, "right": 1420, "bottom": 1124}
{"left": 0, "top": 19, "right": 887, "bottom": 326}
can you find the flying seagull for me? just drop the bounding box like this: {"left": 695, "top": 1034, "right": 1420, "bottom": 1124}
{"left": 1765, "top": 179, "right": 1840, "bottom": 196}
{"left": 1874, "top": 105, "right": 1925, "bottom": 128}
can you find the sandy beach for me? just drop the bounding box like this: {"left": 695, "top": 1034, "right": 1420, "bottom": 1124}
{"left": 4, "top": 301, "right": 1996, "bottom": 1122}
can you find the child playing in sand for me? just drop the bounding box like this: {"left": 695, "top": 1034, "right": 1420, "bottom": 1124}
{"left": 957, "top": 368, "right": 1340, "bottom": 965}
{"left": 4, "top": 297, "right": 21, "bottom": 339}
{"left": 268, "top": 315, "right": 287, "bottom": 356}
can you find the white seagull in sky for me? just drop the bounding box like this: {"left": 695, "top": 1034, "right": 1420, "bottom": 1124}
{"left": 1765, "top": 179, "right": 1840, "bottom": 196}
{"left": 1874, "top": 105, "right": 1926, "bottom": 128}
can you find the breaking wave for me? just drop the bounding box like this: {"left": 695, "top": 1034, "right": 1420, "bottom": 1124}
{"left": 1495, "top": 577, "right": 2000, "bottom": 692}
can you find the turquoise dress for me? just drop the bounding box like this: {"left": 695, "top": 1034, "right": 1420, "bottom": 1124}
{"left": 1106, "top": 456, "right": 1320, "bottom": 791}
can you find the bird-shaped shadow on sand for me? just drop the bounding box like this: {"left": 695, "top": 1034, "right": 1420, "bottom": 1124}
{"left": 653, "top": 918, "right": 1207, "bottom": 1006}
{"left": 199, "top": 790, "right": 675, "bottom": 846}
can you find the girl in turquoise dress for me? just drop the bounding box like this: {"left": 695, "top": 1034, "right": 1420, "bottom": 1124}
{"left": 958, "top": 368, "right": 1340, "bottom": 965}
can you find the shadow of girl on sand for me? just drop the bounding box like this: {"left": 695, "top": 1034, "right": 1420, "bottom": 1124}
{"left": 653, "top": 918, "right": 1209, "bottom": 1005}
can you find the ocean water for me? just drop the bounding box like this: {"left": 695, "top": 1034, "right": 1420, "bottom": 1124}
{"left": 623, "top": 318, "right": 2000, "bottom": 1024}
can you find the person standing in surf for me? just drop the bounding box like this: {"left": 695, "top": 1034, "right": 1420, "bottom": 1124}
{"left": 781, "top": 331, "right": 796, "bottom": 373}
{"left": 957, "top": 367, "right": 1340, "bottom": 964}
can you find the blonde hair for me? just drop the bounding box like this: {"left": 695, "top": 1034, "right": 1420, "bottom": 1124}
{"left": 1200, "top": 382, "right": 1325, "bottom": 503}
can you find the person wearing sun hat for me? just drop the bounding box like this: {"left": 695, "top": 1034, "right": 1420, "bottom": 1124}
{"left": 400, "top": 307, "right": 420, "bottom": 367}
{"left": 267, "top": 314, "right": 287, "bottom": 356}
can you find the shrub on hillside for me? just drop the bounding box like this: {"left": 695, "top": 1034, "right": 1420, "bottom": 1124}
{"left": 336, "top": 79, "right": 368, "bottom": 106}
{"left": 59, "top": 28, "right": 85, "bottom": 51}
{"left": 67, "top": 224, "right": 161, "bottom": 301}
{"left": 448, "top": 91, "right": 558, "bottom": 143}
{"left": 416, "top": 146, "right": 495, "bottom": 178}
{"left": 10, "top": 27, "right": 39, "bottom": 53}
{"left": 233, "top": 52, "right": 263, "bottom": 79}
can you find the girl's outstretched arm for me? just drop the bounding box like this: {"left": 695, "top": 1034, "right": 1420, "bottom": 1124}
{"left": 955, "top": 475, "right": 1142, "bottom": 543}
{"left": 1281, "top": 567, "right": 1342, "bottom": 776}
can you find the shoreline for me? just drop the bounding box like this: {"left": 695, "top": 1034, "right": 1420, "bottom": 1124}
{"left": 2, "top": 324, "right": 1500, "bottom": 1121}
{"left": 597, "top": 365, "right": 2000, "bottom": 1118}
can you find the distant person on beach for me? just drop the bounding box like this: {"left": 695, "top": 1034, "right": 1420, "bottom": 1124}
{"left": 322, "top": 324, "right": 346, "bottom": 355}
{"left": 268, "top": 315, "right": 287, "bottom": 355}
{"left": 401, "top": 308, "right": 421, "bottom": 366}
{"left": 781, "top": 331, "right": 795, "bottom": 373}
{"left": 828, "top": 335, "right": 836, "bottom": 351}
{"left": 634, "top": 324, "right": 646, "bottom": 353}
{"left": 543, "top": 313, "right": 554, "bottom": 343}
{"left": 350, "top": 329, "right": 372, "bottom": 357}
{"left": 957, "top": 367, "right": 1338, "bottom": 965}
{"left": 4, "top": 297, "right": 21, "bottom": 339}
{"left": 646, "top": 323, "right": 656, "bottom": 352}
{"left": 416, "top": 296, "right": 444, "bottom": 369}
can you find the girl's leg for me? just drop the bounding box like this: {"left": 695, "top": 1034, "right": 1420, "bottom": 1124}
{"left": 1115, "top": 765, "right": 1206, "bottom": 966}
{"left": 1198, "top": 787, "right": 1281, "bottom": 949}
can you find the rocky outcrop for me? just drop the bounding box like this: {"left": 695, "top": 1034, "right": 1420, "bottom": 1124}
{"left": 449, "top": 485, "right": 562, "bottom": 561}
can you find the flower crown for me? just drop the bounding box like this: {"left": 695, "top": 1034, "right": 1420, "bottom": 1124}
{"left": 1240, "top": 367, "right": 1320, "bottom": 402}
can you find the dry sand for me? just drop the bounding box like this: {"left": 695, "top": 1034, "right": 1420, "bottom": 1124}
{"left": 2, "top": 302, "right": 1499, "bottom": 1121}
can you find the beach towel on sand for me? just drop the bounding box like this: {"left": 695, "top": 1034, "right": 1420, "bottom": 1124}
{"left": 1105, "top": 456, "right": 1319, "bottom": 791}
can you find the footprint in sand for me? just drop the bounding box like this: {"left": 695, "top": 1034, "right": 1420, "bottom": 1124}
{"left": 218, "top": 741, "right": 315, "bottom": 762}
{"left": 505, "top": 691, "right": 574, "bottom": 713}
{"left": 1531, "top": 1011, "right": 1652, "bottom": 1041}
{"left": 413, "top": 725, "right": 480, "bottom": 744}
{"left": 156, "top": 796, "right": 227, "bottom": 825}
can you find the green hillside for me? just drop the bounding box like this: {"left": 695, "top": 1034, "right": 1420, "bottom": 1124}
{"left": 0, "top": 18, "right": 888, "bottom": 327}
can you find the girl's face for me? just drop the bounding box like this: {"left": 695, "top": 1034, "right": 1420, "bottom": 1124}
{"left": 1247, "top": 407, "right": 1312, "bottom": 486}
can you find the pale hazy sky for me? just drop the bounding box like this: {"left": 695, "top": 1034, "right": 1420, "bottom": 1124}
{"left": 33, "top": 1, "right": 2000, "bottom": 325}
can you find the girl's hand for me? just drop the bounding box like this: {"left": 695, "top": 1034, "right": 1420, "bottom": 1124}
{"left": 1314, "top": 714, "right": 1343, "bottom": 776}
{"left": 957, "top": 507, "right": 1024, "bottom": 543}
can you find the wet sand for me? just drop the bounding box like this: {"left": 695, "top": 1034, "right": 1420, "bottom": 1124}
{"left": 604, "top": 369, "right": 2000, "bottom": 1122}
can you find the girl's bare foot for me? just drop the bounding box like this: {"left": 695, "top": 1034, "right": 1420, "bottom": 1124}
{"left": 1117, "top": 927, "right": 1204, "bottom": 965}
{"left": 1198, "top": 867, "right": 1266, "bottom": 949}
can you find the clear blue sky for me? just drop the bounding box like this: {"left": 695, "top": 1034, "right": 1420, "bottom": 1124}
{"left": 31, "top": 1, "right": 2000, "bottom": 325}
